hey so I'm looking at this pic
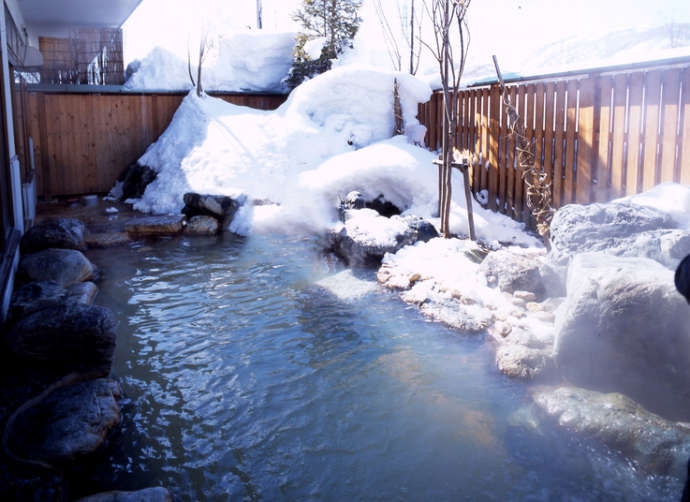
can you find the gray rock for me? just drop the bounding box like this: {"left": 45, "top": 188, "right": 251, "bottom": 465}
{"left": 480, "top": 249, "right": 545, "bottom": 296}
{"left": 6, "top": 303, "right": 117, "bottom": 376}
{"left": 183, "top": 215, "right": 219, "bottom": 236}
{"left": 554, "top": 253, "right": 690, "bottom": 420}
{"left": 117, "top": 163, "right": 157, "bottom": 201}
{"left": 20, "top": 248, "right": 95, "bottom": 287}
{"left": 326, "top": 209, "right": 438, "bottom": 267}
{"left": 366, "top": 194, "right": 402, "bottom": 217}
{"left": 125, "top": 215, "right": 184, "bottom": 237}
{"left": 9, "top": 378, "right": 121, "bottom": 464}
{"left": 182, "top": 192, "right": 247, "bottom": 229}
{"left": 75, "top": 487, "right": 173, "bottom": 502}
{"left": 67, "top": 282, "right": 99, "bottom": 305}
{"left": 495, "top": 344, "right": 554, "bottom": 380}
{"left": 343, "top": 190, "right": 366, "bottom": 210}
{"left": 21, "top": 218, "right": 86, "bottom": 254}
{"left": 532, "top": 385, "right": 690, "bottom": 477}
{"left": 548, "top": 202, "right": 689, "bottom": 272}
{"left": 85, "top": 232, "right": 131, "bottom": 248}
{"left": 10, "top": 281, "right": 66, "bottom": 319}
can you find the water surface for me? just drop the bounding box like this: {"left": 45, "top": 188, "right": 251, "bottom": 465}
{"left": 86, "top": 233, "right": 680, "bottom": 501}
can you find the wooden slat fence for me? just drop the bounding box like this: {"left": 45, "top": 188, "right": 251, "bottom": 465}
{"left": 12, "top": 90, "right": 287, "bottom": 198}
{"left": 418, "top": 58, "right": 690, "bottom": 222}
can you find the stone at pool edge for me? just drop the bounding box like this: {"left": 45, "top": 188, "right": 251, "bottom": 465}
{"left": 183, "top": 215, "right": 219, "bottom": 236}
{"left": 20, "top": 218, "right": 86, "bottom": 254}
{"left": 86, "top": 231, "right": 131, "bottom": 248}
{"left": 182, "top": 192, "right": 247, "bottom": 229}
{"left": 19, "top": 248, "right": 95, "bottom": 287}
{"left": 8, "top": 378, "right": 121, "bottom": 465}
{"left": 10, "top": 280, "right": 98, "bottom": 319}
{"left": 75, "top": 487, "right": 173, "bottom": 502}
{"left": 125, "top": 215, "right": 184, "bottom": 237}
{"left": 5, "top": 302, "right": 116, "bottom": 376}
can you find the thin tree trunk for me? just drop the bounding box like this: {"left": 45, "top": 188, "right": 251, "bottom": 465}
{"left": 409, "top": 0, "right": 415, "bottom": 75}
{"left": 256, "top": 0, "right": 263, "bottom": 29}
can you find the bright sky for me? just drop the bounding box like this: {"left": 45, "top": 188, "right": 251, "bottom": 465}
{"left": 123, "top": 0, "right": 690, "bottom": 69}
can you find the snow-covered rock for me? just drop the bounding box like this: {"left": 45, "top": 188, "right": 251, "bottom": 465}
{"left": 554, "top": 253, "right": 690, "bottom": 420}
{"left": 480, "top": 248, "right": 545, "bottom": 296}
{"left": 327, "top": 209, "right": 437, "bottom": 266}
{"left": 532, "top": 386, "right": 690, "bottom": 478}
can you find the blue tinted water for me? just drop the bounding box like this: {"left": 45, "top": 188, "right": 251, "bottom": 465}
{"left": 87, "top": 233, "right": 680, "bottom": 501}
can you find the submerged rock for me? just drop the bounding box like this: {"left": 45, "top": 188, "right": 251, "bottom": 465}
{"left": 117, "top": 163, "right": 157, "bottom": 201}
{"left": 9, "top": 379, "right": 121, "bottom": 464}
{"left": 85, "top": 232, "right": 131, "bottom": 248}
{"left": 495, "top": 344, "right": 553, "bottom": 379}
{"left": 182, "top": 192, "right": 247, "bottom": 229}
{"left": 532, "top": 386, "right": 690, "bottom": 478}
{"left": 125, "top": 215, "right": 184, "bottom": 237}
{"left": 75, "top": 487, "right": 173, "bottom": 502}
{"left": 554, "top": 253, "right": 690, "bottom": 420}
{"left": 6, "top": 303, "right": 117, "bottom": 376}
{"left": 19, "top": 248, "right": 95, "bottom": 287}
{"left": 21, "top": 218, "right": 86, "bottom": 254}
{"left": 183, "top": 215, "right": 219, "bottom": 236}
{"left": 327, "top": 209, "right": 438, "bottom": 267}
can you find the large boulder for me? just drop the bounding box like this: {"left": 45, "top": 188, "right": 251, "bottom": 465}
{"left": 10, "top": 281, "right": 66, "bottom": 319}
{"left": 480, "top": 248, "right": 545, "bottom": 297}
{"left": 182, "top": 192, "right": 247, "bottom": 229}
{"left": 21, "top": 218, "right": 86, "bottom": 254}
{"left": 327, "top": 209, "right": 438, "bottom": 267}
{"left": 19, "top": 248, "right": 95, "bottom": 287}
{"left": 5, "top": 303, "right": 117, "bottom": 376}
{"left": 75, "top": 487, "right": 173, "bottom": 502}
{"left": 554, "top": 253, "right": 690, "bottom": 420}
{"left": 532, "top": 386, "right": 690, "bottom": 478}
{"left": 125, "top": 215, "right": 184, "bottom": 238}
{"left": 117, "top": 163, "right": 157, "bottom": 201}
{"left": 549, "top": 202, "right": 690, "bottom": 271}
{"left": 8, "top": 378, "right": 121, "bottom": 464}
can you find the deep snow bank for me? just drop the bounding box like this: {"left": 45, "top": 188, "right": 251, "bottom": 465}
{"left": 124, "top": 31, "right": 296, "bottom": 92}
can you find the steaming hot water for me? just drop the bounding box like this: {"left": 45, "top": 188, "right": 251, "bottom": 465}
{"left": 82, "top": 233, "right": 681, "bottom": 500}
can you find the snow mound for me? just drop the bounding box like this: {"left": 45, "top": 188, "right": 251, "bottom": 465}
{"left": 614, "top": 182, "right": 690, "bottom": 231}
{"left": 315, "top": 269, "right": 378, "bottom": 301}
{"left": 133, "top": 66, "right": 431, "bottom": 219}
{"left": 124, "top": 31, "right": 296, "bottom": 92}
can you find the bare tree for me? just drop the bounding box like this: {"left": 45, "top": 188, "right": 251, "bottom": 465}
{"left": 421, "top": 0, "right": 470, "bottom": 238}
{"left": 187, "top": 31, "right": 210, "bottom": 97}
{"left": 257, "top": 0, "right": 263, "bottom": 29}
{"left": 373, "top": 0, "right": 423, "bottom": 75}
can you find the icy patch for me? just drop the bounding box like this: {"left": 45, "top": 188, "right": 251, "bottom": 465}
{"left": 315, "top": 269, "right": 378, "bottom": 301}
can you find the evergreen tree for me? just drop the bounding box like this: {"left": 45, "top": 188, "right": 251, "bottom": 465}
{"left": 286, "top": 0, "right": 362, "bottom": 89}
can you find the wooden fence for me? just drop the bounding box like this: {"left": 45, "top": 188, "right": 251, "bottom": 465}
{"left": 12, "top": 88, "right": 287, "bottom": 198}
{"left": 418, "top": 57, "right": 690, "bottom": 220}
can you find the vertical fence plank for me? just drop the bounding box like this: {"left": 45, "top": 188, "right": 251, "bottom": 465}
{"left": 552, "top": 82, "right": 566, "bottom": 207}
{"left": 514, "top": 85, "right": 526, "bottom": 218}
{"left": 488, "top": 86, "right": 500, "bottom": 210}
{"left": 534, "top": 82, "right": 546, "bottom": 181}
{"left": 462, "top": 91, "right": 470, "bottom": 150}
{"left": 480, "top": 89, "right": 490, "bottom": 192}
{"left": 543, "top": 82, "right": 555, "bottom": 204}
{"left": 610, "top": 74, "right": 627, "bottom": 198}
{"left": 641, "top": 70, "right": 662, "bottom": 191}
{"left": 659, "top": 69, "right": 680, "bottom": 183}
{"left": 506, "top": 85, "right": 517, "bottom": 216}
{"left": 593, "top": 77, "right": 613, "bottom": 202}
{"left": 626, "top": 72, "right": 644, "bottom": 195}
{"left": 681, "top": 69, "right": 690, "bottom": 184}
{"left": 498, "top": 87, "right": 508, "bottom": 214}
{"left": 563, "top": 80, "right": 578, "bottom": 205}
{"left": 473, "top": 90, "right": 482, "bottom": 192}
{"left": 576, "top": 78, "right": 595, "bottom": 204}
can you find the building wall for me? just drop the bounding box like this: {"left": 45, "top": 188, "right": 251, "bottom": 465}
{"left": 39, "top": 28, "right": 124, "bottom": 85}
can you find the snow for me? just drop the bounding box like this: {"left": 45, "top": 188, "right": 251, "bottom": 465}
{"left": 614, "top": 182, "right": 690, "bottom": 231}
{"left": 336, "top": 209, "right": 412, "bottom": 248}
{"left": 124, "top": 31, "right": 296, "bottom": 92}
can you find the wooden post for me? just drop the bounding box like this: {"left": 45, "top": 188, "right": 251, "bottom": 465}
{"left": 433, "top": 158, "right": 476, "bottom": 241}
